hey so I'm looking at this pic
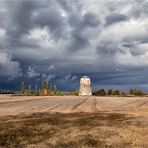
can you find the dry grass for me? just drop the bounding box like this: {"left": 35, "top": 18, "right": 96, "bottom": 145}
{"left": 0, "top": 112, "right": 148, "bottom": 148}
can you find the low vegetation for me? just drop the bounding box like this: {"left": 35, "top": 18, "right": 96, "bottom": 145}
{"left": 0, "top": 112, "right": 147, "bottom": 148}
{"left": 1, "top": 80, "right": 145, "bottom": 97}
{"left": 93, "top": 88, "right": 144, "bottom": 96}
{"left": 19, "top": 80, "right": 59, "bottom": 96}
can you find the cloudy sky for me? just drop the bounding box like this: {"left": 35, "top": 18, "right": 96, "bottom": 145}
{"left": 0, "top": 0, "right": 148, "bottom": 91}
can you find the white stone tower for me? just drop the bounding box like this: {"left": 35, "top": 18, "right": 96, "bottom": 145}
{"left": 79, "top": 76, "right": 92, "bottom": 96}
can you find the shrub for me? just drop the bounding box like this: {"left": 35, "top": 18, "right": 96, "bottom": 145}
{"left": 107, "top": 89, "right": 112, "bottom": 95}
{"left": 129, "top": 89, "right": 134, "bottom": 95}
{"left": 120, "top": 92, "right": 126, "bottom": 96}
{"left": 112, "top": 89, "right": 120, "bottom": 96}
{"left": 93, "top": 89, "right": 106, "bottom": 96}
{"left": 134, "top": 89, "right": 143, "bottom": 96}
{"left": 129, "top": 89, "right": 144, "bottom": 96}
{"left": 21, "top": 81, "right": 25, "bottom": 94}
{"left": 74, "top": 89, "right": 79, "bottom": 96}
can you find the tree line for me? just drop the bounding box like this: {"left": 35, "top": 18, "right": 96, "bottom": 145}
{"left": 0, "top": 91, "right": 15, "bottom": 94}
{"left": 92, "top": 88, "right": 144, "bottom": 96}
{"left": 20, "top": 80, "right": 60, "bottom": 96}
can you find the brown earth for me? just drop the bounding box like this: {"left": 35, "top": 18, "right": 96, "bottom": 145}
{"left": 0, "top": 95, "right": 148, "bottom": 116}
{"left": 0, "top": 95, "right": 147, "bottom": 147}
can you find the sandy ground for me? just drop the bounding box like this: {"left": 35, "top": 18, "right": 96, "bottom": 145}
{"left": 0, "top": 95, "right": 148, "bottom": 116}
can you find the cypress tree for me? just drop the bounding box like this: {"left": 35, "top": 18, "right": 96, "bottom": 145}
{"left": 54, "top": 84, "right": 57, "bottom": 94}
{"left": 35, "top": 84, "right": 38, "bottom": 93}
{"left": 42, "top": 80, "right": 46, "bottom": 94}
{"left": 50, "top": 84, "right": 52, "bottom": 93}
{"left": 28, "top": 84, "right": 32, "bottom": 94}
{"left": 21, "top": 81, "right": 25, "bottom": 94}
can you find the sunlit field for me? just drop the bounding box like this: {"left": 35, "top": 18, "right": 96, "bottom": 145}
{"left": 0, "top": 95, "right": 148, "bottom": 147}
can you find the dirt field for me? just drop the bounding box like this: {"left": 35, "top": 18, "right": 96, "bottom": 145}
{"left": 0, "top": 95, "right": 148, "bottom": 116}
{"left": 0, "top": 95, "right": 148, "bottom": 147}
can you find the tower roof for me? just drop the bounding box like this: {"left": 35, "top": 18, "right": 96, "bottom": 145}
{"left": 81, "top": 76, "right": 90, "bottom": 78}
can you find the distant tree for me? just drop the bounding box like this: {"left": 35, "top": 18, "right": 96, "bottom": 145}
{"left": 129, "top": 89, "right": 144, "bottom": 96}
{"left": 107, "top": 89, "right": 112, "bottom": 96}
{"left": 74, "top": 89, "right": 79, "bottom": 96}
{"left": 50, "top": 84, "right": 52, "bottom": 93}
{"left": 21, "top": 81, "right": 25, "bottom": 94}
{"left": 93, "top": 89, "right": 106, "bottom": 96}
{"left": 56, "top": 91, "right": 63, "bottom": 96}
{"left": 28, "top": 84, "right": 32, "bottom": 94}
{"left": 35, "top": 84, "right": 39, "bottom": 95}
{"left": 112, "top": 89, "right": 120, "bottom": 96}
{"left": 42, "top": 80, "right": 48, "bottom": 95}
{"left": 129, "top": 89, "right": 134, "bottom": 95}
{"left": 46, "top": 81, "right": 48, "bottom": 90}
{"left": 38, "top": 88, "right": 41, "bottom": 95}
{"left": 54, "top": 84, "right": 57, "bottom": 94}
{"left": 121, "top": 91, "right": 126, "bottom": 96}
{"left": 133, "top": 89, "right": 144, "bottom": 96}
{"left": 99, "top": 89, "right": 106, "bottom": 96}
{"left": 42, "top": 80, "right": 45, "bottom": 91}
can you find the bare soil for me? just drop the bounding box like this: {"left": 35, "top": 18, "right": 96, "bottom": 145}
{"left": 0, "top": 95, "right": 147, "bottom": 147}
{"left": 0, "top": 95, "right": 148, "bottom": 116}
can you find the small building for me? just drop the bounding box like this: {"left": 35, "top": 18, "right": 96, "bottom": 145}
{"left": 79, "top": 76, "right": 92, "bottom": 96}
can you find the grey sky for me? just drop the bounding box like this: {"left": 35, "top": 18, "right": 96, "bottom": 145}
{"left": 0, "top": 0, "right": 148, "bottom": 91}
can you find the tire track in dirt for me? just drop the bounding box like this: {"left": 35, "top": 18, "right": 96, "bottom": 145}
{"left": 70, "top": 97, "right": 89, "bottom": 111}
{"left": 30, "top": 100, "right": 62, "bottom": 111}
{"left": 31, "top": 99, "right": 71, "bottom": 110}
{"left": 21, "top": 98, "right": 73, "bottom": 112}
{"left": 48, "top": 99, "right": 77, "bottom": 112}
{"left": 138, "top": 101, "right": 148, "bottom": 106}
{"left": 91, "top": 97, "right": 98, "bottom": 112}
{"left": 117, "top": 99, "right": 144, "bottom": 107}
{"left": 25, "top": 100, "right": 55, "bottom": 111}
{"left": 0, "top": 97, "right": 50, "bottom": 106}
{"left": 6, "top": 99, "right": 53, "bottom": 115}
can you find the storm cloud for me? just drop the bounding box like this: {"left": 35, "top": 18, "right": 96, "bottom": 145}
{"left": 0, "top": 0, "right": 148, "bottom": 91}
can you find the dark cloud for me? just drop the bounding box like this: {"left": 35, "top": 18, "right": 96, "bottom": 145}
{"left": 83, "top": 13, "right": 100, "bottom": 27}
{"left": 5, "top": 0, "right": 42, "bottom": 37}
{"left": 67, "top": 32, "right": 90, "bottom": 52}
{"left": 32, "top": 4, "right": 65, "bottom": 39}
{"left": 0, "top": 0, "right": 148, "bottom": 91}
{"left": 67, "top": 12, "right": 100, "bottom": 51}
{"left": 105, "top": 13, "right": 128, "bottom": 26}
{"left": 97, "top": 41, "right": 122, "bottom": 56}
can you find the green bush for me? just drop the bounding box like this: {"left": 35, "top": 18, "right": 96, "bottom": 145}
{"left": 129, "top": 89, "right": 144, "bottom": 96}
{"left": 112, "top": 89, "right": 120, "bottom": 96}
{"left": 107, "top": 89, "right": 112, "bottom": 95}
{"left": 93, "top": 89, "right": 106, "bottom": 96}
{"left": 74, "top": 89, "right": 79, "bottom": 96}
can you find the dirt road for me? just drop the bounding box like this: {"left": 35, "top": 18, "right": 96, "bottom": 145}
{"left": 0, "top": 95, "right": 148, "bottom": 116}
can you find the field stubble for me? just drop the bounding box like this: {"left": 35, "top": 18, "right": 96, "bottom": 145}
{"left": 0, "top": 95, "right": 147, "bottom": 148}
